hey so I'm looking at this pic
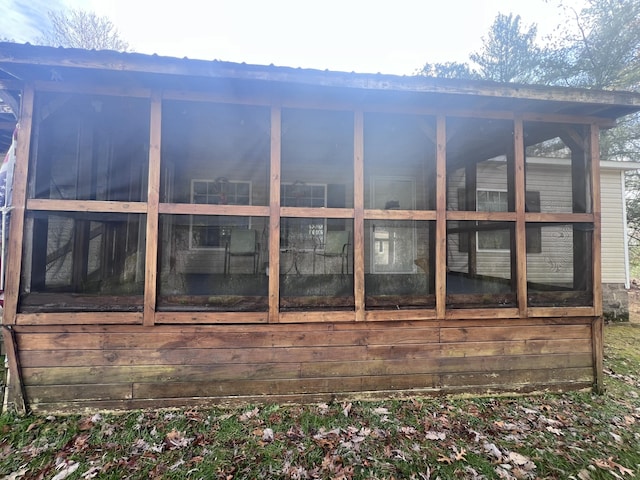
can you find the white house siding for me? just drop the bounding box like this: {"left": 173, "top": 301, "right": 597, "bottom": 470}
{"left": 600, "top": 169, "right": 627, "bottom": 285}
{"left": 448, "top": 161, "right": 575, "bottom": 285}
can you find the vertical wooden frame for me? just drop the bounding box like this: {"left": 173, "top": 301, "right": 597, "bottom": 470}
{"left": 435, "top": 115, "right": 447, "bottom": 318}
{"left": 590, "top": 123, "right": 602, "bottom": 316}
{"left": 3, "top": 84, "right": 34, "bottom": 325}
{"left": 514, "top": 118, "right": 528, "bottom": 317}
{"left": 590, "top": 123, "right": 604, "bottom": 391}
{"left": 353, "top": 110, "right": 365, "bottom": 321}
{"left": 143, "top": 91, "right": 162, "bottom": 327}
{"left": 268, "top": 107, "right": 281, "bottom": 323}
{"left": 1, "top": 84, "right": 34, "bottom": 412}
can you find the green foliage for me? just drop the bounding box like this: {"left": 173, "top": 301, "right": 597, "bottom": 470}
{"left": 37, "top": 9, "right": 129, "bottom": 51}
{"left": 1, "top": 325, "right": 639, "bottom": 479}
{"left": 469, "top": 13, "right": 542, "bottom": 83}
{"left": 416, "top": 61, "right": 479, "bottom": 79}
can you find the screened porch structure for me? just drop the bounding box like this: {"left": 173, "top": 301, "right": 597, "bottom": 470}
{"left": 2, "top": 42, "right": 640, "bottom": 412}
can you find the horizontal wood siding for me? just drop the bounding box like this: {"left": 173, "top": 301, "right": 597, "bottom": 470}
{"left": 15, "top": 318, "right": 595, "bottom": 412}
{"left": 600, "top": 170, "right": 627, "bottom": 284}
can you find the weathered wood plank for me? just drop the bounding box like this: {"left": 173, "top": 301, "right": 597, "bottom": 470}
{"left": 26, "top": 199, "right": 147, "bottom": 213}
{"left": 22, "top": 362, "right": 302, "bottom": 385}
{"left": 514, "top": 118, "right": 527, "bottom": 317}
{"left": 591, "top": 124, "right": 603, "bottom": 316}
{"left": 524, "top": 212, "right": 593, "bottom": 223}
{"left": 440, "top": 324, "right": 591, "bottom": 343}
{"left": 354, "top": 110, "right": 365, "bottom": 321}
{"left": 279, "top": 207, "right": 354, "bottom": 218}
{"left": 132, "top": 374, "right": 439, "bottom": 399}
{"left": 442, "top": 367, "right": 593, "bottom": 387}
{"left": 20, "top": 343, "right": 443, "bottom": 368}
{"left": 440, "top": 338, "right": 592, "bottom": 357}
{"left": 20, "top": 337, "right": 591, "bottom": 370}
{"left": 526, "top": 307, "right": 596, "bottom": 317}
{"left": 438, "top": 353, "right": 592, "bottom": 373}
{"left": 26, "top": 384, "right": 133, "bottom": 402}
{"left": 279, "top": 311, "right": 355, "bottom": 323}
{"left": 16, "top": 312, "right": 143, "bottom": 325}
{"left": 300, "top": 353, "right": 591, "bottom": 378}
{"left": 16, "top": 327, "right": 442, "bottom": 351}
{"left": 446, "top": 211, "right": 515, "bottom": 221}
{"left": 4, "top": 85, "right": 34, "bottom": 326}
{"left": 592, "top": 316, "right": 604, "bottom": 393}
{"left": 365, "top": 309, "right": 437, "bottom": 321}
{"left": 445, "top": 308, "right": 519, "bottom": 320}
{"left": 144, "top": 92, "right": 162, "bottom": 327}
{"left": 158, "top": 203, "right": 269, "bottom": 216}
{"left": 32, "top": 80, "right": 151, "bottom": 98}
{"left": 436, "top": 115, "right": 446, "bottom": 320}
{"left": 155, "top": 312, "right": 268, "bottom": 324}
{"left": 269, "top": 106, "right": 281, "bottom": 323}
{"left": 363, "top": 209, "right": 436, "bottom": 220}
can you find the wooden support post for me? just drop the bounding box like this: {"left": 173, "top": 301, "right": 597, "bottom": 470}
{"left": 592, "top": 315, "right": 604, "bottom": 393}
{"left": 354, "top": 111, "right": 365, "bottom": 321}
{"left": 143, "top": 92, "right": 161, "bottom": 327}
{"left": 436, "top": 115, "right": 447, "bottom": 319}
{"left": 268, "top": 107, "right": 281, "bottom": 323}
{"left": 1, "top": 85, "right": 34, "bottom": 413}
{"left": 3, "top": 85, "right": 34, "bottom": 326}
{"left": 514, "top": 119, "right": 527, "bottom": 317}
{"left": 464, "top": 164, "right": 477, "bottom": 275}
{"left": 2, "top": 326, "right": 27, "bottom": 414}
{"left": 590, "top": 123, "right": 602, "bottom": 316}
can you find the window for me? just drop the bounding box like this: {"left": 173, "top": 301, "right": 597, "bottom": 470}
{"left": 281, "top": 183, "right": 327, "bottom": 249}
{"left": 190, "top": 179, "right": 251, "bottom": 249}
{"left": 458, "top": 189, "right": 541, "bottom": 252}
{"left": 477, "top": 190, "right": 509, "bottom": 250}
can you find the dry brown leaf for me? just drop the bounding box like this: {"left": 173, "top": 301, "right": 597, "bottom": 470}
{"left": 577, "top": 469, "right": 592, "bottom": 480}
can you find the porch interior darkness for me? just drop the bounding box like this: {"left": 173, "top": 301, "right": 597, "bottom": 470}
{"left": 19, "top": 93, "right": 594, "bottom": 313}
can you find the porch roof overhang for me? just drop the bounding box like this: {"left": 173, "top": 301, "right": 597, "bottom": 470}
{"left": 1, "top": 42, "right": 640, "bottom": 125}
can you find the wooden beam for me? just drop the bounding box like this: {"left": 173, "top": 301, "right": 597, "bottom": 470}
{"left": 527, "top": 306, "right": 596, "bottom": 318}
{"left": 1, "top": 326, "right": 28, "bottom": 414}
{"left": 524, "top": 213, "right": 593, "bottom": 223}
{"left": 590, "top": 124, "right": 602, "bottom": 316}
{"left": 27, "top": 199, "right": 147, "bottom": 213}
{"left": 143, "top": 92, "right": 162, "bottom": 327}
{"left": 446, "top": 211, "right": 515, "bottom": 221}
{"left": 591, "top": 315, "right": 604, "bottom": 393}
{"left": 464, "top": 164, "right": 477, "bottom": 275}
{"left": 354, "top": 110, "right": 365, "bottom": 321}
{"left": 514, "top": 118, "right": 527, "bottom": 317}
{"left": 436, "top": 115, "right": 447, "bottom": 319}
{"left": 268, "top": 107, "right": 281, "bottom": 323}
{"left": 279, "top": 311, "right": 355, "bottom": 323}
{"left": 16, "top": 312, "right": 143, "bottom": 325}
{"left": 155, "top": 312, "right": 268, "bottom": 324}
{"left": 364, "top": 209, "right": 436, "bottom": 221}
{"left": 280, "top": 207, "right": 354, "bottom": 218}
{"left": 3, "top": 85, "right": 34, "bottom": 325}
{"left": 159, "top": 203, "right": 269, "bottom": 217}
{"left": 365, "top": 309, "right": 437, "bottom": 321}
{"left": 33, "top": 80, "right": 150, "bottom": 98}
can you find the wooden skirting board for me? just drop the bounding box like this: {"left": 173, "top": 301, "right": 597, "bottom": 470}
{"left": 9, "top": 316, "right": 600, "bottom": 413}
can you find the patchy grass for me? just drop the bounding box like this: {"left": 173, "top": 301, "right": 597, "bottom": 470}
{"left": 1, "top": 325, "right": 640, "bottom": 480}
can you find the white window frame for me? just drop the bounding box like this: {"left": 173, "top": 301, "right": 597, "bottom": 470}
{"left": 189, "top": 179, "right": 252, "bottom": 250}
{"left": 476, "top": 189, "right": 510, "bottom": 252}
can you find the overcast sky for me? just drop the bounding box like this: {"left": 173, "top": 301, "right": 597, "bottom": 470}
{"left": 1, "top": 0, "right": 585, "bottom": 75}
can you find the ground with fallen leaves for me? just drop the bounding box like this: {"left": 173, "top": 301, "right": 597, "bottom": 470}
{"left": 1, "top": 324, "right": 639, "bottom": 480}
